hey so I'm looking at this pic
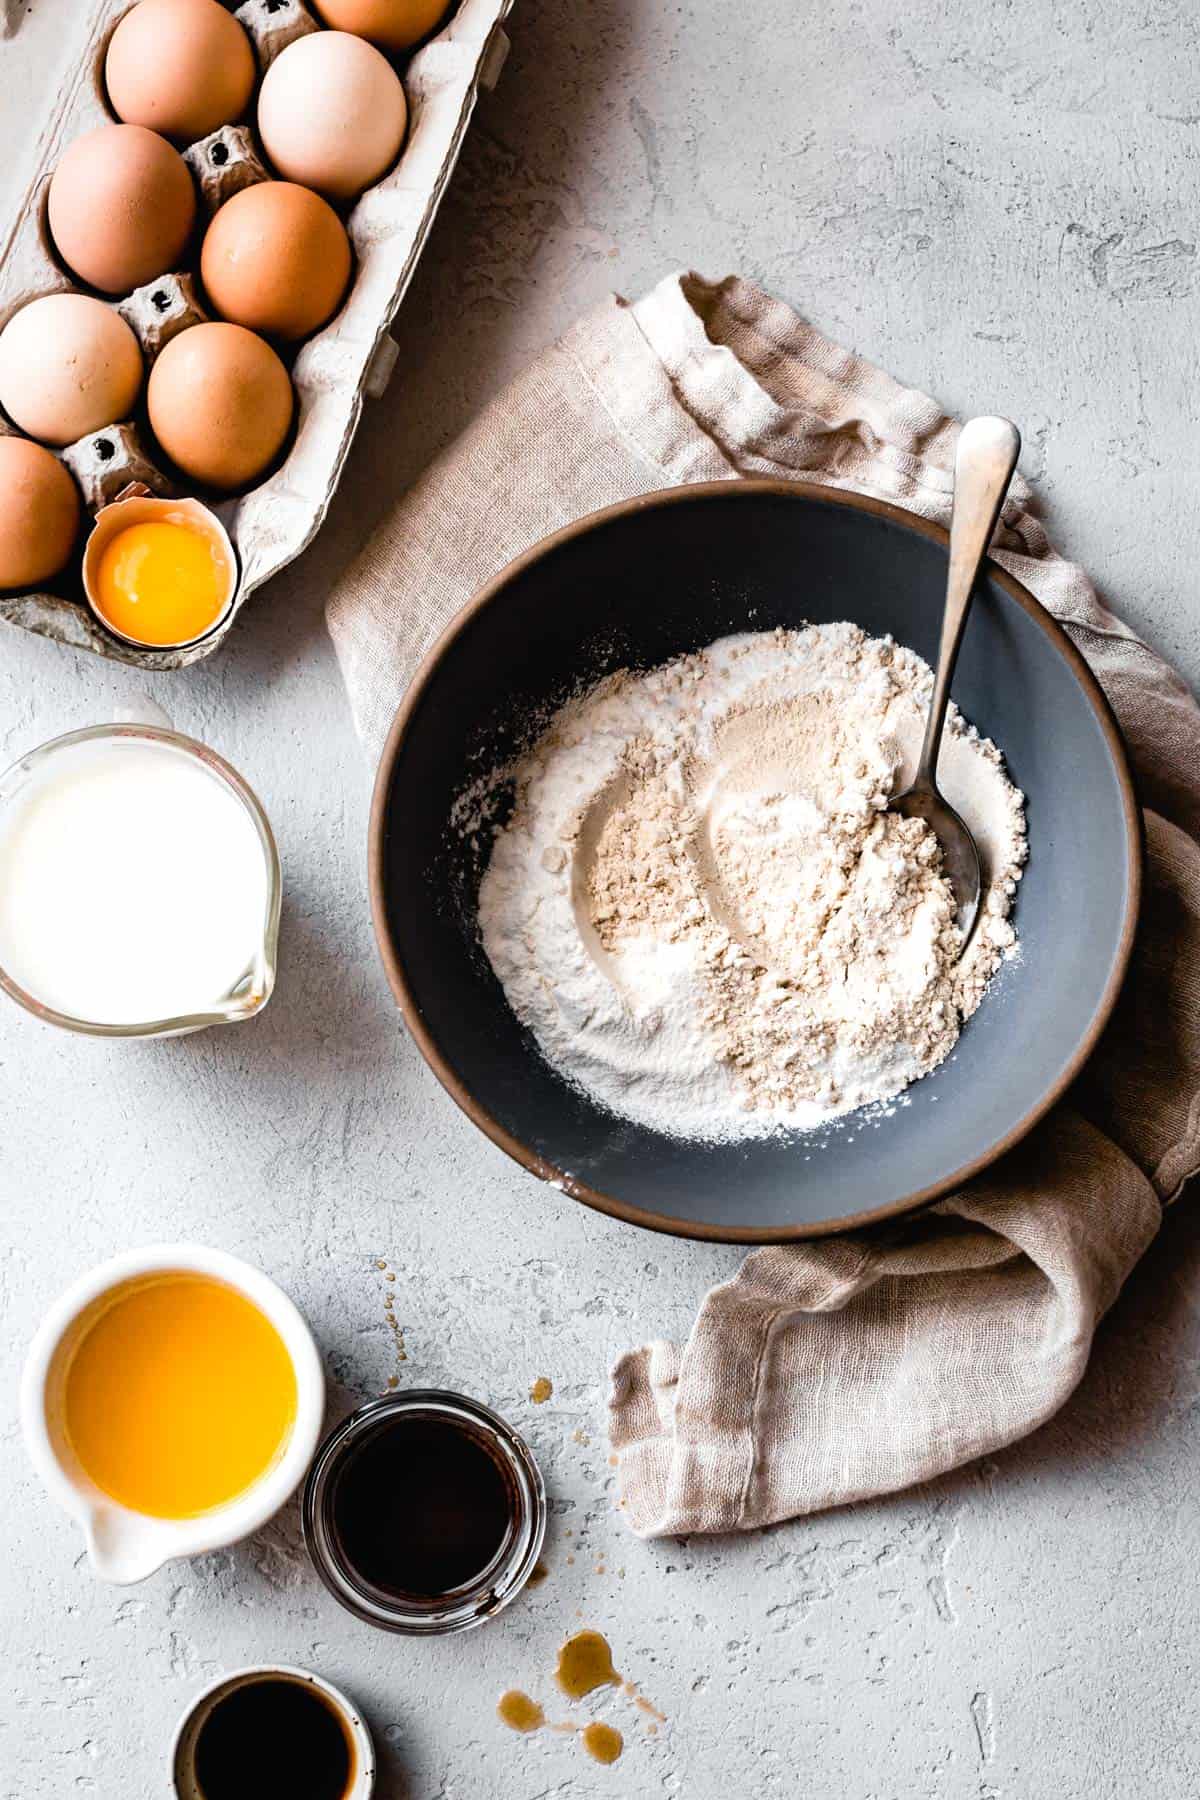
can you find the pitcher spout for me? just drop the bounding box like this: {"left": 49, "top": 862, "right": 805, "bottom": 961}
{"left": 84, "top": 1506, "right": 176, "bottom": 1586}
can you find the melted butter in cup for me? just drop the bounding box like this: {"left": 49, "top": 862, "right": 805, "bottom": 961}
{"left": 83, "top": 489, "right": 237, "bottom": 650}
{"left": 21, "top": 1246, "right": 326, "bottom": 1587}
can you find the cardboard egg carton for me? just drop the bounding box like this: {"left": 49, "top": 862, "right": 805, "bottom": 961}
{"left": 0, "top": 0, "right": 513, "bottom": 669}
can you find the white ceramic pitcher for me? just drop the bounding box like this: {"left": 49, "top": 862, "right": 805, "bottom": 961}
{"left": 20, "top": 1244, "right": 325, "bottom": 1585}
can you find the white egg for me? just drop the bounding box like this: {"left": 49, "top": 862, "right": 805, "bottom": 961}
{"left": 257, "top": 31, "right": 408, "bottom": 201}
{"left": 0, "top": 294, "right": 143, "bottom": 447}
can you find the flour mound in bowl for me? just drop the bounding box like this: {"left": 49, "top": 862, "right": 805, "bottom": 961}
{"left": 476, "top": 624, "right": 1027, "bottom": 1142}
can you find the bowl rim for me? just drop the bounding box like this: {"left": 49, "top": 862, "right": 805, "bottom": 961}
{"left": 368, "top": 478, "right": 1143, "bottom": 1244}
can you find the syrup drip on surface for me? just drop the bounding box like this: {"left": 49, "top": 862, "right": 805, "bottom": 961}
{"left": 529, "top": 1376, "right": 553, "bottom": 1404}
{"left": 555, "top": 1629, "right": 620, "bottom": 1698}
{"left": 629, "top": 1686, "right": 667, "bottom": 1722}
{"left": 375, "top": 1259, "right": 408, "bottom": 1384}
{"left": 582, "top": 1722, "right": 623, "bottom": 1765}
{"left": 496, "top": 1698, "right": 624, "bottom": 1766}
{"left": 498, "top": 1629, "right": 659, "bottom": 1770}
{"left": 497, "top": 1691, "right": 544, "bottom": 1733}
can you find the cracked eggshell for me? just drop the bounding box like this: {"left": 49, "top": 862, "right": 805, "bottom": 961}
{"left": 0, "top": 295, "right": 143, "bottom": 447}
{"left": 257, "top": 30, "right": 407, "bottom": 200}
{"left": 82, "top": 488, "right": 238, "bottom": 648}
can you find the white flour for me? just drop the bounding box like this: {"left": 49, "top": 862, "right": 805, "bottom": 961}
{"left": 475, "top": 624, "right": 1027, "bottom": 1141}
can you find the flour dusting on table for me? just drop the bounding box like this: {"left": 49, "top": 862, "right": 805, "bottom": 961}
{"left": 474, "top": 624, "right": 1026, "bottom": 1141}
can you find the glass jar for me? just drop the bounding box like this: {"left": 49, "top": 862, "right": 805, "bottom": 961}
{"left": 0, "top": 713, "right": 279, "bottom": 1038}
{"left": 302, "top": 1390, "right": 546, "bottom": 1636}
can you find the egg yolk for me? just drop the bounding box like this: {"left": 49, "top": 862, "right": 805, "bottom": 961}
{"left": 94, "top": 518, "right": 229, "bottom": 646}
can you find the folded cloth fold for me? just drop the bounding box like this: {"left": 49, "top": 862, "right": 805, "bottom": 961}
{"left": 327, "top": 272, "right": 1199, "bottom": 1538}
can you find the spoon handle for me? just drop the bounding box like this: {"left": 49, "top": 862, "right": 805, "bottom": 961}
{"left": 916, "top": 415, "right": 1022, "bottom": 788}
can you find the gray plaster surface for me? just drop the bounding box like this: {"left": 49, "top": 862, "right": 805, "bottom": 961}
{"left": 2, "top": 2, "right": 1198, "bottom": 1795}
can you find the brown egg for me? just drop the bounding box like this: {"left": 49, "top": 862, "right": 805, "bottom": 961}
{"left": 201, "top": 183, "right": 352, "bottom": 342}
{"left": 48, "top": 125, "right": 197, "bottom": 295}
{"left": 106, "top": 0, "right": 256, "bottom": 143}
{"left": 0, "top": 295, "right": 143, "bottom": 447}
{"left": 257, "top": 32, "right": 407, "bottom": 200}
{"left": 147, "top": 323, "right": 293, "bottom": 490}
{"left": 311, "top": 0, "right": 447, "bottom": 50}
{"left": 0, "top": 437, "right": 81, "bottom": 589}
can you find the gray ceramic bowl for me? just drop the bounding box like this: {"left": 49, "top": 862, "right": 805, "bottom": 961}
{"left": 370, "top": 482, "right": 1141, "bottom": 1242}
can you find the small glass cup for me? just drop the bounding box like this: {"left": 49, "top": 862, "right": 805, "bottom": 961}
{"left": 302, "top": 1391, "right": 546, "bottom": 1637}
{"left": 0, "top": 713, "right": 280, "bottom": 1038}
{"left": 171, "top": 1664, "right": 375, "bottom": 1799}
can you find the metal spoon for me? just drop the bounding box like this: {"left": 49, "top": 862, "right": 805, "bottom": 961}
{"left": 889, "top": 414, "right": 1021, "bottom": 946}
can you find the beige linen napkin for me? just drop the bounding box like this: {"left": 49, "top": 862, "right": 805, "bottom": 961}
{"left": 327, "top": 272, "right": 1199, "bottom": 1537}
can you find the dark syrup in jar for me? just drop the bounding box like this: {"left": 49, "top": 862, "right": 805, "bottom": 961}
{"left": 193, "top": 1677, "right": 353, "bottom": 1800}
{"left": 329, "top": 1412, "right": 516, "bottom": 1599}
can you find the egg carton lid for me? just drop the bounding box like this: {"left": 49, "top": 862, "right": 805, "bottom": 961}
{"left": 0, "top": 0, "right": 514, "bottom": 670}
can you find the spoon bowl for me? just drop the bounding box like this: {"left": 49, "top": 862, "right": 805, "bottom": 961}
{"left": 889, "top": 782, "right": 982, "bottom": 941}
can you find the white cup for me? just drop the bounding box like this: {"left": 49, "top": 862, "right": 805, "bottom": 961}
{"left": 171, "top": 1666, "right": 376, "bottom": 1799}
{"left": 20, "top": 1245, "right": 325, "bottom": 1584}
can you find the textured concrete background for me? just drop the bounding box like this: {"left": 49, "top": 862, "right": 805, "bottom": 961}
{"left": 2, "top": 1, "right": 1198, "bottom": 1795}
